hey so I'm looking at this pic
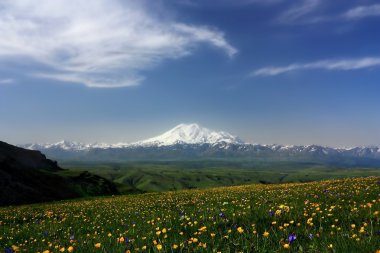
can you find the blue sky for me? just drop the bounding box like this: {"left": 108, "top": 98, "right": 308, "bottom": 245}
{"left": 1, "top": 0, "right": 380, "bottom": 146}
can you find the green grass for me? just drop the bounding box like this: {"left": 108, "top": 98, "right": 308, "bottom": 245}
{"left": 0, "top": 177, "right": 379, "bottom": 252}
{"left": 59, "top": 161, "right": 380, "bottom": 194}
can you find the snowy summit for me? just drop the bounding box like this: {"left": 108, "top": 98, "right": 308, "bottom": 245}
{"left": 135, "top": 123, "right": 243, "bottom": 146}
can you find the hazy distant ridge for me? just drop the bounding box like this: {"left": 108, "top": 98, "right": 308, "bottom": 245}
{"left": 20, "top": 123, "right": 380, "bottom": 166}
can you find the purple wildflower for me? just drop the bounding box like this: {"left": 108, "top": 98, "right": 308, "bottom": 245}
{"left": 288, "top": 234, "right": 296, "bottom": 244}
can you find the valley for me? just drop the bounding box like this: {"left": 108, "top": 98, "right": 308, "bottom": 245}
{"left": 61, "top": 160, "right": 380, "bottom": 194}
{"left": 18, "top": 123, "right": 380, "bottom": 196}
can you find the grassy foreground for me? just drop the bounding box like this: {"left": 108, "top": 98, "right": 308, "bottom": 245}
{"left": 1, "top": 177, "right": 379, "bottom": 252}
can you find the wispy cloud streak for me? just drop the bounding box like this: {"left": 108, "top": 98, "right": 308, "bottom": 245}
{"left": 0, "top": 78, "right": 14, "bottom": 84}
{"left": 277, "top": 2, "right": 380, "bottom": 25}
{"left": 0, "top": 0, "right": 236, "bottom": 88}
{"left": 277, "top": 0, "right": 321, "bottom": 23}
{"left": 252, "top": 57, "right": 380, "bottom": 76}
{"left": 343, "top": 4, "right": 380, "bottom": 19}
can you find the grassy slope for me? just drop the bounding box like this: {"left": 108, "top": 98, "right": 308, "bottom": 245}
{"left": 60, "top": 161, "right": 380, "bottom": 194}
{"left": 1, "top": 177, "right": 379, "bottom": 252}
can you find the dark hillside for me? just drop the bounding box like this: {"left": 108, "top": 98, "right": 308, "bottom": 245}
{"left": 0, "top": 141, "right": 119, "bottom": 206}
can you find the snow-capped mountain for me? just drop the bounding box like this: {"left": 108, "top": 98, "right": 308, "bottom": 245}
{"left": 22, "top": 123, "right": 242, "bottom": 150}
{"left": 19, "top": 123, "right": 380, "bottom": 166}
{"left": 133, "top": 123, "right": 243, "bottom": 146}
{"left": 23, "top": 140, "right": 111, "bottom": 151}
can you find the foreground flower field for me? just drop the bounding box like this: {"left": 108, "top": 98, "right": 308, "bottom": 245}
{"left": 1, "top": 177, "right": 379, "bottom": 252}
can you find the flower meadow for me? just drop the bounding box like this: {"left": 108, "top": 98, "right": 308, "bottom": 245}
{"left": 1, "top": 177, "right": 379, "bottom": 253}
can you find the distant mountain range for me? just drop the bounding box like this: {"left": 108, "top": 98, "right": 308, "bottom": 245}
{"left": 22, "top": 123, "right": 244, "bottom": 150}
{"left": 20, "top": 123, "right": 380, "bottom": 166}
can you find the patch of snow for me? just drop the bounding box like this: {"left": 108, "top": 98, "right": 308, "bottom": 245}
{"left": 133, "top": 123, "right": 243, "bottom": 146}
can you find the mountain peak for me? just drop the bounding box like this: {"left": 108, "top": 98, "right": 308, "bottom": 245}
{"left": 136, "top": 123, "right": 243, "bottom": 146}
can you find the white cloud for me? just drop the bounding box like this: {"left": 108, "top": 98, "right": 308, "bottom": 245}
{"left": 0, "top": 0, "right": 236, "bottom": 88}
{"left": 279, "top": 3, "right": 380, "bottom": 25}
{"left": 277, "top": 0, "right": 321, "bottom": 23}
{"left": 343, "top": 4, "right": 380, "bottom": 19}
{"left": 173, "top": 24, "right": 237, "bottom": 58}
{"left": 0, "top": 78, "right": 14, "bottom": 84}
{"left": 252, "top": 57, "right": 380, "bottom": 76}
